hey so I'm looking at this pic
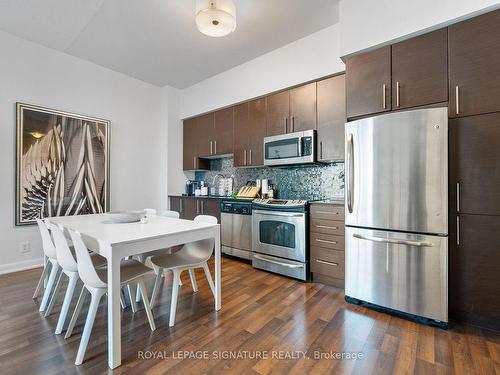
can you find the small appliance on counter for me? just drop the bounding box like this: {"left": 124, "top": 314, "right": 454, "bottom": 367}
{"left": 251, "top": 198, "right": 309, "bottom": 281}
{"left": 220, "top": 200, "right": 253, "bottom": 260}
{"left": 184, "top": 180, "right": 200, "bottom": 196}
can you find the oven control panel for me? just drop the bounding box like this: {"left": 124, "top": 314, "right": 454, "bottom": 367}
{"left": 252, "top": 198, "right": 308, "bottom": 208}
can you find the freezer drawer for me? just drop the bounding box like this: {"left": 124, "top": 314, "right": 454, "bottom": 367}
{"left": 345, "top": 227, "right": 448, "bottom": 322}
{"left": 345, "top": 107, "right": 448, "bottom": 235}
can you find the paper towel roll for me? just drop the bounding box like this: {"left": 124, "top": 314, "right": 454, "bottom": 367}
{"left": 261, "top": 179, "right": 268, "bottom": 194}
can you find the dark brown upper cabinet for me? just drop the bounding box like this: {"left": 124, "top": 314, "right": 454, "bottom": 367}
{"left": 289, "top": 82, "right": 317, "bottom": 132}
{"left": 346, "top": 46, "right": 391, "bottom": 119}
{"left": 317, "top": 74, "right": 346, "bottom": 162}
{"left": 183, "top": 117, "right": 209, "bottom": 171}
{"left": 234, "top": 98, "right": 267, "bottom": 167}
{"left": 197, "top": 113, "right": 214, "bottom": 158}
{"left": 449, "top": 112, "right": 500, "bottom": 216}
{"left": 391, "top": 28, "right": 448, "bottom": 110}
{"left": 213, "top": 107, "right": 234, "bottom": 156}
{"left": 266, "top": 90, "right": 289, "bottom": 136}
{"left": 449, "top": 9, "right": 500, "bottom": 118}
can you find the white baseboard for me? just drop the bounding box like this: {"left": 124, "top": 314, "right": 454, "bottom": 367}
{"left": 0, "top": 258, "right": 44, "bottom": 275}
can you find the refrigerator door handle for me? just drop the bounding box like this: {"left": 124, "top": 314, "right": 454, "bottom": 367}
{"left": 347, "top": 133, "right": 354, "bottom": 213}
{"left": 353, "top": 233, "right": 434, "bottom": 248}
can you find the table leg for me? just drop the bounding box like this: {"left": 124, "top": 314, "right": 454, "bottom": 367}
{"left": 107, "top": 250, "right": 122, "bottom": 369}
{"left": 214, "top": 227, "right": 221, "bottom": 311}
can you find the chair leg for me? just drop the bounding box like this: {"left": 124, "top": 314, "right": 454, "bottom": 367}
{"left": 188, "top": 268, "right": 198, "bottom": 292}
{"left": 178, "top": 270, "right": 183, "bottom": 286}
{"left": 137, "top": 277, "right": 156, "bottom": 331}
{"left": 33, "top": 261, "right": 50, "bottom": 299}
{"left": 65, "top": 286, "right": 87, "bottom": 339}
{"left": 135, "top": 282, "right": 142, "bottom": 303}
{"left": 39, "top": 263, "right": 59, "bottom": 312}
{"left": 55, "top": 273, "right": 78, "bottom": 334}
{"left": 75, "top": 288, "right": 105, "bottom": 366}
{"left": 169, "top": 269, "right": 181, "bottom": 327}
{"left": 44, "top": 268, "right": 64, "bottom": 317}
{"left": 202, "top": 263, "right": 216, "bottom": 298}
{"left": 150, "top": 268, "right": 163, "bottom": 308}
{"left": 127, "top": 284, "right": 138, "bottom": 313}
{"left": 120, "top": 288, "right": 127, "bottom": 309}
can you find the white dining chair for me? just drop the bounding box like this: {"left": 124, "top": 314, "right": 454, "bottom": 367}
{"left": 149, "top": 215, "right": 217, "bottom": 327}
{"left": 135, "top": 210, "right": 183, "bottom": 303}
{"left": 67, "top": 229, "right": 156, "bottom": 365}
{"left": 35, "top": 219, "right": 61, "bottom": 312}
{"left": 48, "top": 223, "right": 106, "bottom": 334}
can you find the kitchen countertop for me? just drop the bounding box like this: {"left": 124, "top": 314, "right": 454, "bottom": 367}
{"left": 168, "top": 195, "right": 254, "bottom": 202}
{"left": 309, "top": 198, "right": 345, "bottom": 205}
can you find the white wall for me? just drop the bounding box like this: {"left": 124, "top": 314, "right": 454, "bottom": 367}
{"left": 0, "top": 30, "right": 166, "bottom": 273}
{"left": 180, "top": 24, "right": 344, "bottom": 119}
{"left": 339, "top": 0, "right": 500, "bottom": 56}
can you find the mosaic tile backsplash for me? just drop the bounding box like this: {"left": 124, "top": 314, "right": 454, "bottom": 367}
{"left": 195, "top": 157, "right": 344, "bottom": 201}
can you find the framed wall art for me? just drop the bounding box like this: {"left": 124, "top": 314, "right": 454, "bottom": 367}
{"left": 16, "top": 103, "right": 110, "bottom": 226}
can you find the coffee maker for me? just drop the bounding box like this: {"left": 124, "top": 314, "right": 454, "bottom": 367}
{"left": 184, "top": 180, "right": 200, "bottom": 196}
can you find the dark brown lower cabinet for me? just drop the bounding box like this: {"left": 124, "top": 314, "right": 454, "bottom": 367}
{"left": 450, "top": 213, "right": 500, "bottom": 331}
{"left": 169, "top": 196, "right": 221, "bottom": 222}
{"left": 179, "top": 198, "right": 198, "bottom": 220}
{"left": 170, "top": 196, "right": 181, "bottom": 213}
{"left": 200, "top": 199, "right": 221, "bottom": 223}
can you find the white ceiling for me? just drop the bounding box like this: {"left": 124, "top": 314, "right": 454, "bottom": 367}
{"left": 0, "top": 0, "right": 339, "bottom": 88}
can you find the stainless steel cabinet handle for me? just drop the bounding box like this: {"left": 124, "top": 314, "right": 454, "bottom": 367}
{"left": 315, "top": 238, "right": 338, "bottom": 245}
{"left": 193, "top": 156, "right": 196, "bottom": 170}
{"left": 214, "top": 141, "right": 217, "bottom": 154}
{"left": 456, "top": 182, "right": 460, "bottom": 212}
{"left": 201, "top": 200, "right": 204, "bottom": 214}
{"left": 249, "top": 149, "right": 252, "bottom": 165}
{"left": 320, "top": 141, "right": 323, "bottom": 160}
{"left": 291, "top": 116, "right": 295, "bottom": 132}
{"left": 353, "top": 233, "right": 433, "bottom": 247}
{"left": 196, "top": 200, "right": 200, "bottom": 214}
{"left": 315, "top": 225, "right": 339, "bottom": 230}
{"left": 210, "top": 141, "right": 213, "bottom": 155}
{"left": 457, "top": 216, "right": 460, "bottom": 245}
{"left": 316, "top": 211, "right": 341, "bottom": 215}
{"left": 396, "top": 81, "right": 400, "bottom": 108}
{"left": 243, "top": 150, "right": 247, "bottom": 165}
{"left": 382, "top": 84, "right": 387, "bottom": 109}
{"left": 455, "top": 85, "right": 460, "bottom": 115}
{"left": 284, "top": 117, "right": 287, "bottom": 133}
{"left": 346, "top": 134, "right": 354, "bottom": 213}
{"left": 316, "top": 259, "right": 339, "bottom": 266}
{"left": 254, "top": 254, "right": 304, "bottom": 268}
{"left": 180, "top": 199, "right": 183, "bottom": 213}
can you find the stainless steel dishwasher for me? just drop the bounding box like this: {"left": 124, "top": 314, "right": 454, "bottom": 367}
{"left": 220, "top": 200, "right": 253, "bottom": 260}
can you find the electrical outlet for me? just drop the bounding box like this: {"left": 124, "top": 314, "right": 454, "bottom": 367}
{"left": 20, "top": 241, "right": 31, "bottom": 253}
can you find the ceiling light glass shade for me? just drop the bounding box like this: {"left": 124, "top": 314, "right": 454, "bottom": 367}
{"left": 195, "top": 0, "right": 236, "bottom": 37}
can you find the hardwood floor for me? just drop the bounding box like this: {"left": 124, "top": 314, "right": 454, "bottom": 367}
{"left": 0, "top": 257, "right": 499, "bottom": 375}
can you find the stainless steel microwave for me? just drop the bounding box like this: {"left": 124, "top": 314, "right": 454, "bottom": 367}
{"left": 263, "top": 130, "right": 316, "bottom": 166}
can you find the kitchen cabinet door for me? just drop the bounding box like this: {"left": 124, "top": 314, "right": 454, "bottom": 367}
{"left": 449, "top": 9, "right": 500, "bottom": 117}
{"left": 266, "top": 90, "right": 289, "bottom": 136}
{"left": 197, "top": 113, "right": 214, "bottom": 157}
{"left": 317, "top": 74, "right": 346, "bottom": 162}
{"left": 233, "top": 102, "right": 249, "bottom": 167}
{"left": 289, "top": 82, "right": 317, "bottom": 132}
{"left": 170, "top": 196, "right": 181, "bottom": 214}
{"left": 214, "top": 107, "right": 234, "bottom": 155}
{"left": 201, "top": 199, "right": 221, "bottom": 222}
{"left": 450, "top": 213, "right": 500, "bottom": 332}
{"left": 449, "top": 113, "right": 500, "bottom": 216}
{"left": 392, "top": 28, "right": 448, "bottom": 110}
{"left": 247, "top": 98, "right": 267, "bottom": 166}
{"left": 181, "top": 198, "right": 198, "bottom": 220}
{"left": 346, "top": 46, "right": 391, "bottom": 119}
{"left": 183, "top": 118, "right": 197, "bottom": 171}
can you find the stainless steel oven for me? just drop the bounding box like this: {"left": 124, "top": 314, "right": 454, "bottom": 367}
{"left": 251, "top": 199, "right": 309, "bottom": 280}
{"left": 263, "top": 130, "right": 315, "bottom": 166}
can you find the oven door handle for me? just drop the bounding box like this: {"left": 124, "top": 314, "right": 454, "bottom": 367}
{"left": 254, "top": 211, "right": 304, "bottom": 218}
{"left": 254, "top": 254, "right": 304, "bottom": 268}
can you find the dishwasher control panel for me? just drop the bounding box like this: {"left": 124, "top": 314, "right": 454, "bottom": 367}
{"left": 220, "top": 200, "right": 253, "bottom": 215}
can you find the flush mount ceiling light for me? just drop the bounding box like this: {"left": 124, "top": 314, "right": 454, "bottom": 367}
{"left": 195, "top": 0, "right": 236, "bottom": 37}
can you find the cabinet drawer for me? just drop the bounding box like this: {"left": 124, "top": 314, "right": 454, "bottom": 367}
{"left": 310, "top": 233, "right": 345, "bottom": 251}
{"left": 310, "top": 219, "right": 345, "bottom": 236}
{"left": 311, "top": 247, "right": 344, "bottom": 279}
{"left": 310, "top": 204, "right": 344, "bottom": 221}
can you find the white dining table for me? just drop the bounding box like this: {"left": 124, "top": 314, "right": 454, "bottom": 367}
{"left": 48, "top": 213, "right": 221, "bottom": 369}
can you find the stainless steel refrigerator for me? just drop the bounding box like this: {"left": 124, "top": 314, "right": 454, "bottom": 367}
{"left": 344, "top": 107, "right": 448, "bottom": 326}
